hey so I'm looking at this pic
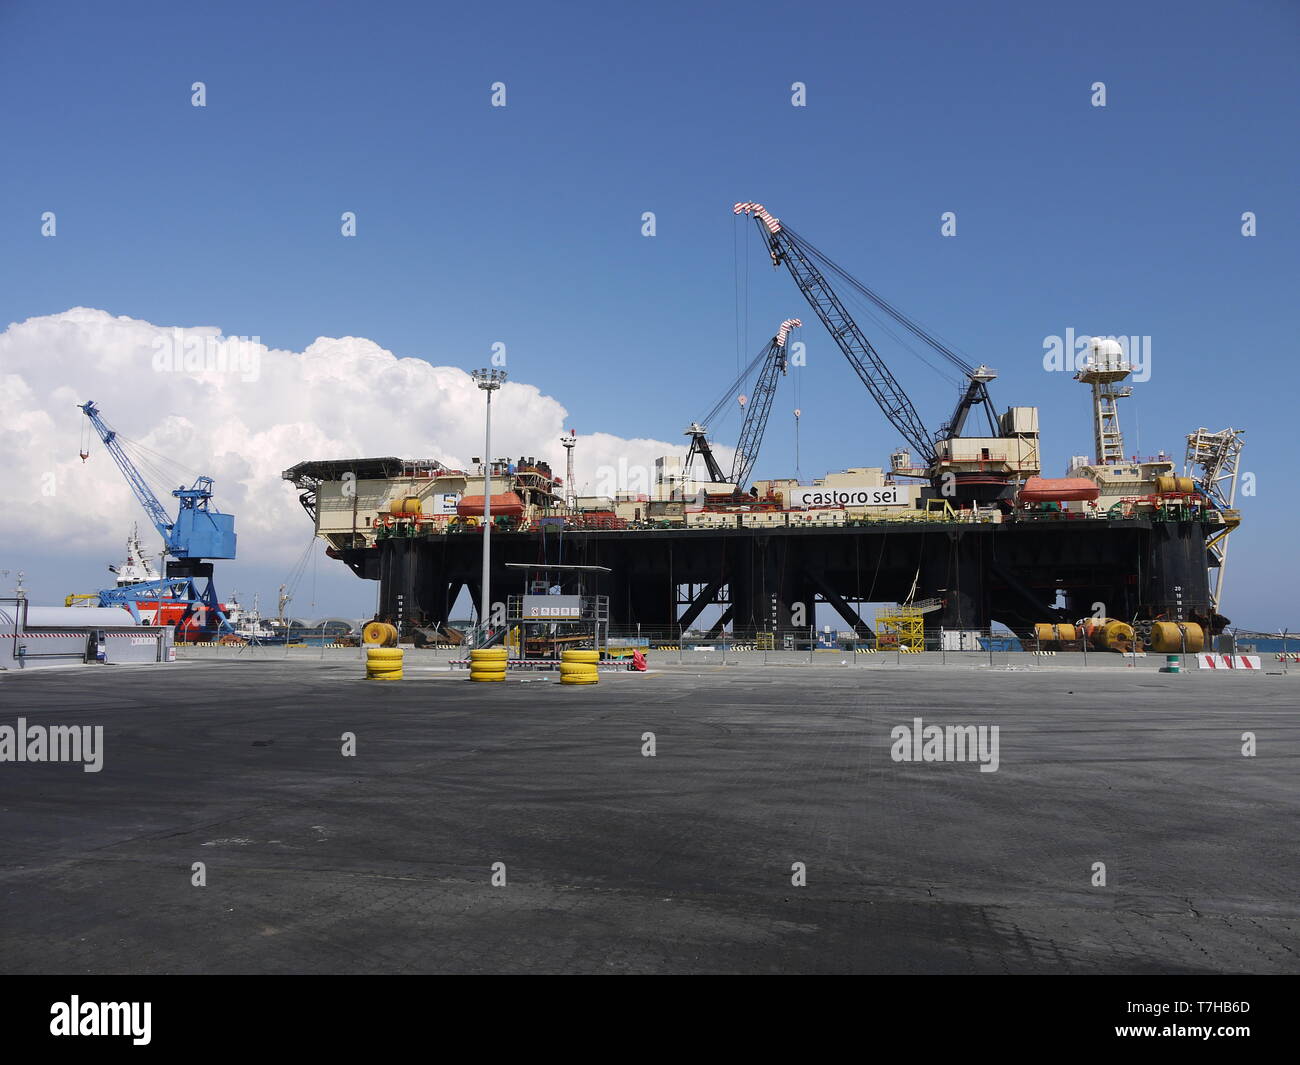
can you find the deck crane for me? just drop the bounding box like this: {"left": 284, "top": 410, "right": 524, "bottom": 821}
{"left": 1185, "top": 426, "right": 1245, "bottom": 618}
{"left": 683, "top": 422, "right": 728, "bottom": 484}
{"left": 684, "top": 318, "right": 801, "bottom": 493}
{"left": 78, "top": 400, "right": 236, "bottom": 636}
{"left": 733, "top": 203, "right": 1006, "bottom": 482}
{"left": 731, "top": 317, "right": 800, "bottom": 489}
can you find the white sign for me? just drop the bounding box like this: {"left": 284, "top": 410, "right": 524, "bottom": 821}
{"left": 789, "top": 484, "right": 905, "bottom": 509}
{"left": 522, "top": 595, "right": 581, "bottom": 619}
{"left": 428, "top": 492, "right": 460, "bottom": 515}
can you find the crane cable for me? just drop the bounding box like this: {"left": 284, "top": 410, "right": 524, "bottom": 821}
{"left": 781, "top": 224, "right": 979, "bottom": 378}
{"left": 281, "top": 534, "right": 317, "bottom": 603}
{"left": 86, "top": 414, "right": 233, "bottom": 513}
{"left": 122, "top": 437, "right": 232, "bottom": 515}
{"left": 695, "top": 344, "right": 769, "bottom": 430}
{"left": 114, "top": 430, "right": 204, "bottom": 483}
{"left": 733, "top": 218, "right": 743, "bottom": 379}
{"left": 832, "top": 277, "right": 964, "bottom": 389}
{"left": 792, "top": 320, "right": 802, "bottom": 480}
{"left": 744, "top": 221, "right": 750, "bottom": 377}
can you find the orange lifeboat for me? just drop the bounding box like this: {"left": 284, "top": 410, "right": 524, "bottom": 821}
{"left": 457, "top": 491, "right": 525, "bottom": 518}
{"left": 1019, "top": 477, "right": 1100, "bottom": 503}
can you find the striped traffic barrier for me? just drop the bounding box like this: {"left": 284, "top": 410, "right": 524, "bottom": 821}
{"left": 4, "top": 632, "right": 91, "bottom": 638}
{"left": 1196, "top": 654, "right": 1261, "bottom": 670}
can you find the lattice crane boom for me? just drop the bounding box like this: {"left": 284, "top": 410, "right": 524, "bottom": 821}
{"left": 1185, "top": 426, "right": 1245, "bottom": 614}
{"left": 730, "top": 319, "right": 799, "bottom": 488}
{"left": 79, "top": 401, "right": 175, "bottom": 544}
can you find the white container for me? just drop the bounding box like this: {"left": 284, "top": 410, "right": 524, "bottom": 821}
{"left": 0, "top": 605, "right": 138, "bottom": 629}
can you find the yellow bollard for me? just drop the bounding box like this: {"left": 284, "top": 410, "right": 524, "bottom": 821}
{"left": 366, "top": 646, "right": 403, "bottom": 680}
{"left": 469, "top": 647, "right": 508, "bottom": 682}
{"left": 363, "top": 621, "right": 399, "bottom": 647}
{"left": 560, "top": 649, "right": 600, "bottom": 685}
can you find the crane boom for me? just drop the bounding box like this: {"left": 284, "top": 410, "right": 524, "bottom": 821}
{"left": 735, "top": 203, "right": 937, "bottom": 464}
{"left": 731, "top": 318, "right": 799, "bottom": 488}
{"left": 79, "top": 401, "right": 174, "bottom": 542}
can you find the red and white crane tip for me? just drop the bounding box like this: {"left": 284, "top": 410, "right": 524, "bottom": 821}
{"left": 775, "top": 318, "right": 802, "bottom": 346}
{"left": 733, "top": 202, "right": 782, "bottom": 234}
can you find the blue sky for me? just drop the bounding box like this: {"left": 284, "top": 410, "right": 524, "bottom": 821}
{"left": 1, "top": 0, "right": 1297, "bottom": 627}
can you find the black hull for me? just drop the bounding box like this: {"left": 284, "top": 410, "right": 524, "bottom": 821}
{"left": 332, "top": 517, "right": 1219, "bottom": 639}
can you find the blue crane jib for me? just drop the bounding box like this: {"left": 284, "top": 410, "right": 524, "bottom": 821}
{"left": 79, "top": 401, "right": 237, "bottom": 560}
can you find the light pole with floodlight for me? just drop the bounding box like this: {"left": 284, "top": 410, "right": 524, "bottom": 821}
{"left": 471, "top": 368, "right": 506, "bottom": 638}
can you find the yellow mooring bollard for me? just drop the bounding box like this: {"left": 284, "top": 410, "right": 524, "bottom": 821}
{"left": 560, "top": 649, "right": 600, "bottom": 685}
{"left": 366, "top": 646, "right": 404, "bottom": 680}
{"left": 469, "top": 647, "right": 508, "bottom": 682}
{"left": 362, "top": 621, "right": 399, "bottom": 647}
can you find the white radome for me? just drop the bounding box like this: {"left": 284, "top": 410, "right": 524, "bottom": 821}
{"left": 1087, "top": 337, "right": 1126, "bottom": 365}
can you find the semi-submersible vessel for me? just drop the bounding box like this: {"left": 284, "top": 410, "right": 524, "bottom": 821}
{"left": 282, "top": 204, "right": 1245, "bottom": 653}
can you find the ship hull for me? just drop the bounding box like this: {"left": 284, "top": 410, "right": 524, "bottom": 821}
{"left": 330, "top": 517, "right": 1218, "bottom": 639}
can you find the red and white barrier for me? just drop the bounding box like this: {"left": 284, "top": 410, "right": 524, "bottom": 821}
{"left": 3, "top": 631, "right": 90, "bottom": 638}
{"left": 1196, "top": 654, "right": 1261, "bottom": 670}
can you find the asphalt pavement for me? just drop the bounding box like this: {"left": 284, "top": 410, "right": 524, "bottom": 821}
{"left": 1, "top": 660, "right": 1295, "bottom": 973}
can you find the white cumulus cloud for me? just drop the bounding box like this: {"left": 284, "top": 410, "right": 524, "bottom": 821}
{"left": 0, "top": 308, "right": 693, "bottom": 567}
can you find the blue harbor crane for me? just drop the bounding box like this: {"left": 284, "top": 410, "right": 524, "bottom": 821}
{"left": 79, "top": 400, "right": 237, "bottom": 637}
